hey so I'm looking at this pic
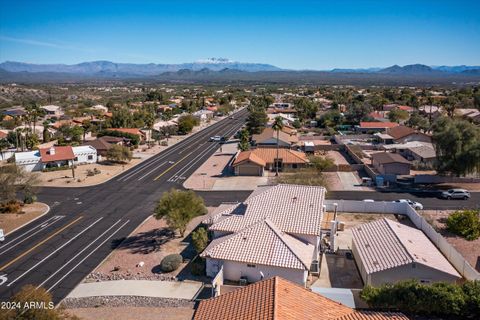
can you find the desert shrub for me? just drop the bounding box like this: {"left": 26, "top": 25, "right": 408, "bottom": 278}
{"left": 0, "top": 200, "right": 22, "bottom": 214}
{"left": 191, "top": 227, "right": 209, "bottom": 254}
{"left": 23, "top": 194, "right": 37, "bottom": 204}
{"left": 360, "top": 279, "right": 480, "bottom": 318}
{"left": 160, "top": 254, "right": 183, "bottom": 272}
{"left": 160, "top": 141, "right": 168, "bottom": 146}
{"left": 446, "top": 209, "right": 480, "bottom": 241}
{"left": 86, "top": 169, "right": 95, "bottom": 177}
{"left": 93, "top": 168, "right": 101, "bottom": 174}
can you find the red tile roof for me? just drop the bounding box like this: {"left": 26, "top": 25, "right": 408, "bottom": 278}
{"left": 359, "top": 122, "right": 398, "bottom": 129}
{"left": 232, "top": 148, "right": 308, "bottom": 167}
{"left": 108, "top": 128, "right": 143, "bottom": 136}
{"left": 193, "top": 277, "right": 408, "bottom": 320}
{"left": 39, "top": 146, "right": 75, "bottom": 162}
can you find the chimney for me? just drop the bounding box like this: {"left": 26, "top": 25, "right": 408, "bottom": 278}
{"left": 49, "top": 147, "right": 55, "bottom": 155}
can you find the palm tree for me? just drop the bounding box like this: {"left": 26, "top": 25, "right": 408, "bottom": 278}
{"left": 272, "top": 116, "right": 284, "bottom": 176}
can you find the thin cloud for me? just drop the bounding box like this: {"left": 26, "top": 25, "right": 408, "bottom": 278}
{"left": 0, "top": 35, "right": 97, "bottom": 53}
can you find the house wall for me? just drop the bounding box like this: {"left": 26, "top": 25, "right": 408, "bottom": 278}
{"left": 206, "top": 258, "right": 308, "bottom": 286}
{"left": 74, "top": 151, "right": 97, "bottom": 165}
{"left": 16, "top": 159, "right": 42, "bottom": 172}
{"left": 234, "top": 162, "right": 264, "bottom": 176}
{"left": 373, "top": 161, "right": 410, "bottom": 175}
{"left": 369, "top": 264, "right": 459, "bottom": 286}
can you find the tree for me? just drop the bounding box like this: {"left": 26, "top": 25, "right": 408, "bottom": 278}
{"left": 153, "top": 189, "right": 207, "bottom": 237}
{"left": 319, "top": 110, "right": 344, "bottom": 128}
{"left": 246, "top": 96, "right": 269, "bottom": 134}
{"left": 0, "top": 164, "right": 39, "bottom": 207}
{"left": 309, "top": 156, "right": 334, "bottom": 172}
{"left": 191, "top": 227, "right": 209, "bottom": 254}
{"left": 177, "top": 115, "right": 199, "bottom": 135}
{"left": 294, "top": 97, "right": 318, "bottom": 121}
{"left": 2, "top": 284, "right": 78, "bottom": 320}
{"left": 446, "top": 209, "right": 480, "bottom": 241}
{"left": 237, "top": 128, "right": 250, "bottom": 151}
{"left": 407, "top": 112, "right": 429, "bottom": 132}
{"left": 388, "top": 108, "right": 409, "bottom": 123}
{"left": 42, "top": 121, "right": 51, "bottom": 142}
{"left": 110, "top": 107, "right": 134, "bottom": 128}
{"left": 106, "top": 144, "right": 132, "bottom": 163}
{"left": 432, "top": 117, "right": 480, "bottom": 176}
{"left": 272, "top": 116, "right": 284, "bottom": 176}
{"left": 57, "top": 125, "right": 84, "bottom": 144}
{"left": 345, "top": 102, "right": 373, "bottom": 124}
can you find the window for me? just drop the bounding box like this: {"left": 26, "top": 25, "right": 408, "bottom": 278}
{"left": 74, "top": 157, "right": 78, "bottom": 161}
{"left": 247, "top": 264, "right": 256, "bottom": 268}
{"left": 88, "top": 155, "right": 93, "bottom": 160}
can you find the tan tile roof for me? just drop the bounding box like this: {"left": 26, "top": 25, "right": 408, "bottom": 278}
{"left": 201, "top": 218, "right": 314, "bottom": 270}
{"left": 335, "top": 311, "right": 409, "bottom": 320}
{"left": 232, "top": 148, "right": 308, "bottom": 167}
{"left": 194, "top": 277, "right": 408, "bottom": 320}
{"left": 386, "top": 126, "right": 416, "bottom": 140}
{"left": 206, "top": 184, "right": 326, "bottom": 236}
{"left": 352, "top": 218, "right": 460, "bottom": 277}
{"left": 252, "top": 127, "right": 299, "bottom": 144}
{"left": 109, "top": 128, "right": 143, "bottom": 136}
{"left": 39, "top": 146, "right": 75, "bottom": 162}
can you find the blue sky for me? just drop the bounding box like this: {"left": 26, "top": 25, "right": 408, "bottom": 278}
{"left": 0, "top": 0, "right": 479, "bottom": 69}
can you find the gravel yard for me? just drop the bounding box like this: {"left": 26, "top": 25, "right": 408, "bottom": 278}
{"left": 0, "top": 202, "right": 49, "bottom": 234}
{"left": 422, "top": 210, "right": 480, "bottom": 271}
{"left": 63, "top": 297, "right": 194, "bottom": 320}
{"left": 89, "top": 208, "right": 215, "bottom": 281}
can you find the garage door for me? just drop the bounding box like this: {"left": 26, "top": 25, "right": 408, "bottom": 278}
{"left": 237, "top": 164, "right": 262, "bottom": 176}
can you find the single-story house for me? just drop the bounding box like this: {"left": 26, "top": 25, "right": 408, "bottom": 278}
{"left": 232, "top": 148, "right": 308, "bottom": 176}
{"left": 108, "top": 128, "right": 147, "bottom": 142}
{"left": 386, "top": 125, "right": 432, "bottom": 144}
{"left": 15, "top": 145, "right": 97, "bottom": 172}
{"left": 194, "top": 276, "right": 408, "bottom": 320}
{"left": 251, "top": 127, "right": 299, "bottom": 148}
{"left": 382, "top": 142, "right": 436, "bottom": 167}
{"left": 202, "top": 218, "right": 314, "bottom": 286}
{"left": 355, "top": 122, "right": 399, "bottom": 133}
{"left": 193, "top": 109, "right": 214, "bottom": 121}
{"left": 91, "top": 104, "right": 108, "bottom": 113}
{"left": 202, "top": 184, "right": 326, "bottom": 286}
{"left": 352, "top": 218, "right": 461, "bottom": 286}
{"left": 371, "top": 152, "right": 411, "bottom": 175}
{"left": 2, "top": 107, "right": 26, "bottom": 118}
{"left": 83, "top": 136, "right": 128, "bottom": 157}
{"left": 41, "top": 105, "right": 64, "bottom": 117}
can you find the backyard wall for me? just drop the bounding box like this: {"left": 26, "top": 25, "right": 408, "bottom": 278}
{"left": 324, "top": 199, "right": 480, "bottom": 281}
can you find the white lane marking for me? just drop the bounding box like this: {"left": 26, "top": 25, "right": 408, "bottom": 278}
{"left": 117, "top": 114, "right": 240, "bottom": 182}
{"left": 0, "top": 216, "right": 65, "bottom": 255}
{"left": 47, "top": 219, "right": 130, "bottom": 292}
{"left": 37, "top": 219, "right": 123, "bottom": 289}
{"left": 0, "top": 274, "right": 7, "bottom": 286}
{"left": 136, "top": 161, "right": 167, "bottom": 181}
{"left": 0, "top": 216, "right": 60, "bottom": 250}
{"left": 7, "top": 217, "right": 103, "bottom": 287}
{"left": 168, "top": 125, "right": 240, "bottom": 182}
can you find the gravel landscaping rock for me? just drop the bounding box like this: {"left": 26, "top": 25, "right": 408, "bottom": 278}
{"left": 61, "top": 296, "right": 194, "bottom": 309}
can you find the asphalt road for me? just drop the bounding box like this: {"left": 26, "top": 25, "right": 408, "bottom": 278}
{"left": 327, "top": 190, "right": 480, "bottom": 210}
{"left": 0, "top": 109, "right": 253, "bottom": 304}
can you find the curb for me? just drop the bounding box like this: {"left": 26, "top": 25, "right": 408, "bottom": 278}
{"left": 5, "top": 202, "right": 51, "bottom": 236}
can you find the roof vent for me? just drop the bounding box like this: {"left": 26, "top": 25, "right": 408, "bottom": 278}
{"left": 373, "top": 260, "right": 379, "bottom": 265}
{"left": 242, "top": 236, "right": 248, "bottom": 241}
{"left": 365, "top": 243, "right": 370, "bottom": 248}
{"left": 292, "top": 196, "right": 297, "bottom": 203}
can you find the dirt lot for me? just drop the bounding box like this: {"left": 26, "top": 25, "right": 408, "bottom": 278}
{"left": 90, "top": 208, "right": 216, "bottom": 281}
{"left": 0, "top": 202, "right": 49, "bottom": 234}
{"left": 66, "top": 307, "right": 194, "bottom": 320}
{"left": 325, "top": 150, "right": 350, "bottom": 166}
{"left": 422, "top": 210, "right": 480, "bottom": 271}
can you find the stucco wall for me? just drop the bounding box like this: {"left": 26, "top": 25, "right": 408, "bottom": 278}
{"left": 206, "top": 258, "right": 308, "bottom": 286}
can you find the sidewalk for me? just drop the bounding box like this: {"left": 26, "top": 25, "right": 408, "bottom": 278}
{"left": 67, "top": 280, "right": 203, "bottom": 300}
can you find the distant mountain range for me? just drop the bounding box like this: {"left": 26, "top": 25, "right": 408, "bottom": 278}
{"left": 0, "top": 59, "right": 479, "bottom": 85}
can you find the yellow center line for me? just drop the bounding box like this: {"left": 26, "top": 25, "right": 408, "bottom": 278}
{"left": 153, "top": 151, "right": 194, "bottom": 181}
{"left": 0, "top": 216, "right": 83, "bottom": 271}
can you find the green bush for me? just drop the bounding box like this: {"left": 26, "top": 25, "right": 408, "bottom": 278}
{"left": 446, "top": 209, "right": 480, "bottom": 241}
{"left": 23, "top": 194, "right": 37, "bottom": 204}
{"left": 160, "top": 254, "right": 183, "bottom": 272}
{"left": 360, "top": 279, "right": 480, "bottom": 318}
{"left": 191, "top": 227, "right": 209, "bottom": 254}
{"left": 42, "top": 165, "right": 71, "bottom": 172}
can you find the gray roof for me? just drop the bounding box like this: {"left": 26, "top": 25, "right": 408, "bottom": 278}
{"left": 371, "top": 152, "right": 411, "bottom": 165}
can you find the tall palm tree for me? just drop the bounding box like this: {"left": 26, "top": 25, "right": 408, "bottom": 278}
{"left": 272, "top": 116, "right": 284, "bottom": 176}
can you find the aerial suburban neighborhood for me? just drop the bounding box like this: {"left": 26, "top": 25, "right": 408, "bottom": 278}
{"left": 0, "top": 1, "right": 480, "bottom": 320}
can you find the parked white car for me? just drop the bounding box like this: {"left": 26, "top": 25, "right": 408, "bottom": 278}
{"left": 393, "top": 199, "right": 424, "bottom": 210}
{"left": 209, "top": 136, "right": 222, "bottom": 142}
{"left": 0, "top": 229, "right": 4, "bottom": 242}
{"left": 441, "top": 189, "right": 470, "bottom": 200}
